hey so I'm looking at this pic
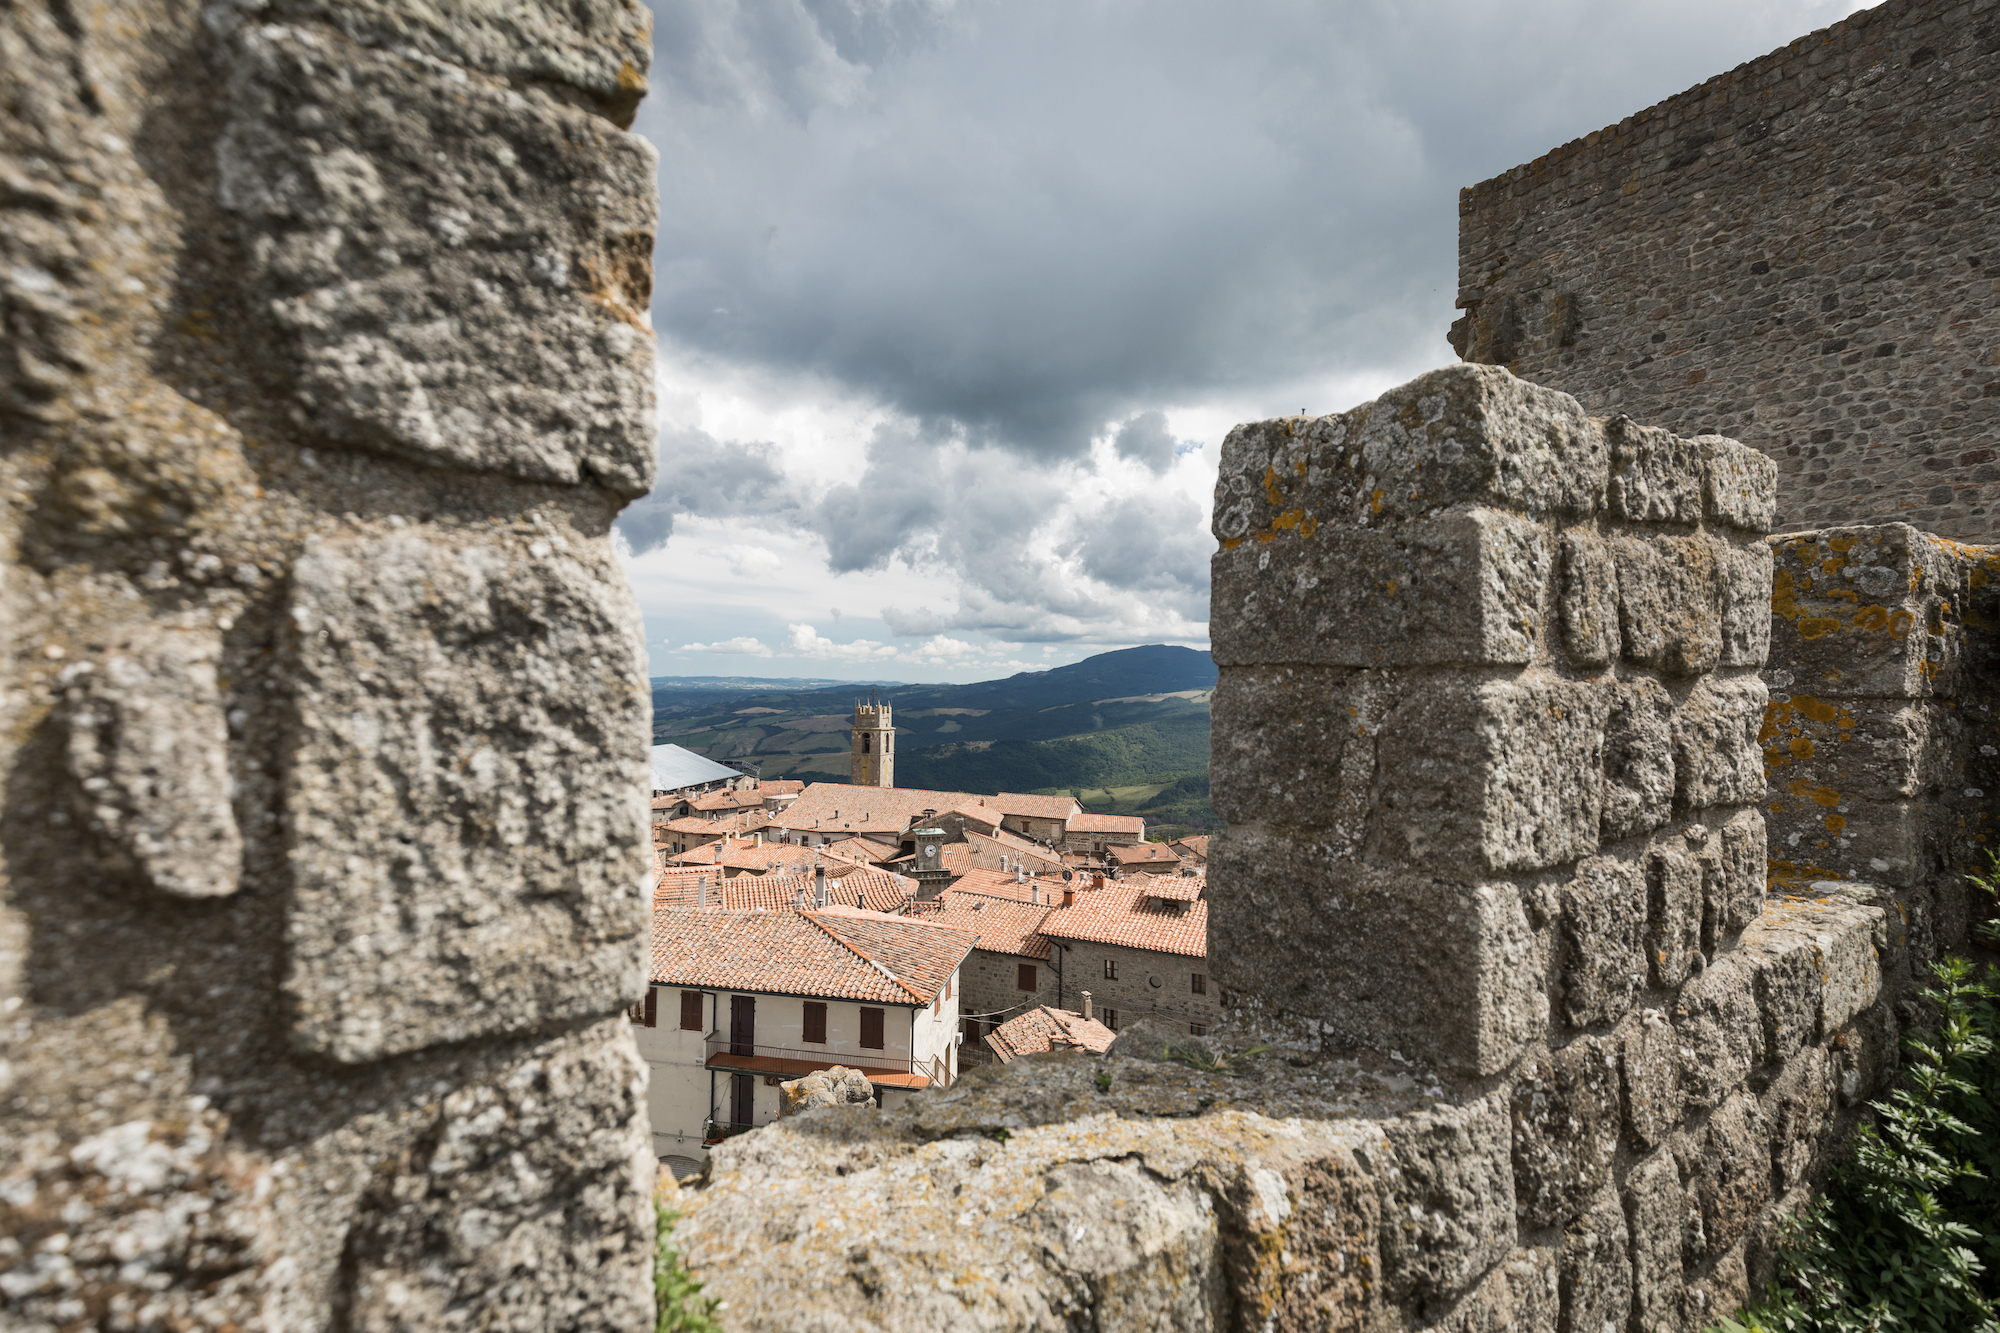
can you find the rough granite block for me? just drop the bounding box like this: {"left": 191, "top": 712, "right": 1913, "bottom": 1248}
{"left": 1559, "top": 1189, "right": 1633, "bottom": 1333}
{"left": 1717, "top": 540, "right": 1775, "bottom": 667}
{"left": 215, "top": 22, "right": 658, "bottom": 494}
{"left": 1714, "top": 808, "right": 1768, "bottom": 942}
{"left": 1557, "top": 528, "right": 1621, "bottom": 668}
{"left": 1605, "top": 415, "right": 1703, "bottom": 524}
{"left": 1211, "top": 365, "right": 1607, "bottom": 545}
{"left": 1673, "top": 957, "right": 1762, "bottom": 1112}
{"left": 1209, "top": 665, "right": 1365, "bottom": 838}
{"left": 1601, "top": 678, "right": 1675, "bottom": 842}
{"left": 1614, "top": 534, "right": 1722, "bottom": 676}
{"left": 1672, "top": 675, "right": 1768, "bottom": 812}
{"left": 1372, "top": 676, "right": 1609, "bottom": 875}
{"left": 1743, "top": 918, "right": 1826, "bottom": 1067}
{"left": 1645, "top": 846, "right": 1704, "bottom": 990}
{"left": 1557, "top": 852, "right": 1648, "bottom": 1030}
{"left": 1623, "top": 1151, "right": 1687, "bottom": 1333}
{"left": 1209, "top": 834, "right": 1545, "bottom": 1079}
{"left": 1760, "top": 694, "right": 1966, "bottom": 803}
{"left": 1434, "top": 1246, "right": 1559, "bottom": 1333}
{"left": 1766, "top": 1046, "right": 1834, "bottom": 1191}
{"left": 1375, "top": 1092, "right": 1517, "bottom": 1306}
{"left": 1616, "top": 1008, "right": 1682, "bottom": 1151}
{"left": 1768, "top": 525, "right": 1966, "bottom": 700}
{"left": 1510, "top": 1036, "right": 1623, "bottom": 1230}
{"left": 1766, "top": 789, "right": 1926, "bottom": 891}
{"left": 1699, "top": 436, "right": 1779, "bottom": 533}
{"left": 282, "top": 529, "right": 651, "bottom": 1063}
{"left": 1686, "top": 1093, "right": 1771, "bottom": 1258}
{"left": 58, "top": 629, "right": 242, "bottom": 899}
{"left": 1208, "top": 509, "right": 1549, "bottom": 667}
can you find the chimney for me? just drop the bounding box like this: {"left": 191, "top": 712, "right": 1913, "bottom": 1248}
{"left": 755, "top": 831, "right": 762, "bottom": 848}
{"left": 1092, "top": 872, "right": 1104, "bottom": 889}
{"left": 1015, "top": 867, "right": 1026, "bottom": 884}
{"left": 698, "top": 875, "right": 710, "bottom": 909}
{"left": 1031, "top": 884, "right": 1040, "bottom": 905}
{"left": 1062, "top": 886, "right": 1075, "bottom": 908}
{"left": 1081, "top": 990, "right": 1093, "bottom": 1021}
{"left": 814, "top": 863, "right": 828, "bottom": 910}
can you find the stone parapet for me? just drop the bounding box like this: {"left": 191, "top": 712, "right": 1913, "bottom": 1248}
{"left": 0, "top": 2, "right": 657, "bottom": 1324}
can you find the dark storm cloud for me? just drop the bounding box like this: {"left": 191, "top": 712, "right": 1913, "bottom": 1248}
{"left": 618, "top": 426, "right": 802, "bottom": 554}
{"left": 638, "top": 0, "right": 1854, "bottom": 461}
{"left": 1112, "top": 412, "right": 1180, "bottom": 475}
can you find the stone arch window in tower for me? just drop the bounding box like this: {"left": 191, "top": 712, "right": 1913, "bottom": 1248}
{"left": 850, "top": 691, "right": 895, "bottom": 789}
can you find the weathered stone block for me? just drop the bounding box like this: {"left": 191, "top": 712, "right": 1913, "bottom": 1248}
{"left": 1375, "top": 1092, "right": 1517, "bottom": 1306}
{"left": 1211, "top": 365, "right": 1607, "bottom": 541}
{"left": 1744, "top": 921, "right": 1824, "bottom": 1067}
{"left": 1510, "top": 1037, "right": 1622, "bottom": 1229}
{"left": 1750, "top": 899, "right": 1884, "bottom": 1042}
{"left": 1699, "top": 435, "right": 1779, "bottom": 534}
{"left": 1372, "top": 676, "right": 1608, "bottom": 875}
{"left": 1672, "top": 675, "right": 1767, "bottom": 812}
{"left": 1711, "top": 808, "right": 1768, "bottom": 944}
{"left": 1209, "top": 509, "right": 1548, "bottom": 667}
{"left": 1614, "top": 534, "right": 1722, "bottom": 676}
{"left": 59, "top": 629, "right": 241, "bottom": 899}
{"left": 1209, "top": 665, "right": 1365, "bottom": 838}
{"left": 1646, "top": 846, "right": 1704, "bottom": 989}
{"left": 216, "top": 22, "right": 658, "bottom": 494}
{"left": 1766, "top": 1046, "right": 1834, "bottom": 1191}
{"left": 1559, "top": 1189, "right": 1632, "bottom": 1333}
{"left": 1768, "top": 525, "right": 1965, "bottom": 700}
{"left": 1557, "top": 853, "right": 1647, "bottom": 1030}
{"left": 1836, "top": 1002, "right": 1901, "bottom": 1106}
{"left": 1760, "top": 694, "right": 1966, "bottom": 803}
{"left": 1605, "top": 415, "right": 1702, "bottom": 524}
{"left": 282, "top": 528, "right": 651, "bottom": 1063}
{"left": 1601, "top": 678, "right": 1675, "bottom": 842}
{"left": 1717, "top": 540, "right": 1775, "bottom": 667}
{"left": 1209, "top": 834, "right": 1546, "bottom": 1079}
{"left": 1673, "top": 958, "right": 1762, "bottom": 1112}
{"left": 1558, "top": 529, "right": 1620, "bottom": 667}
{"left": 1766, "top": 789, "right": 1925, "bottom": 891}
{"left": 1434, "top": 1246, "right": 1559, "bottom": 1333}
{"left": 1686, "top": 1093, "right": 1771, "bottom": 1258}
{"left": 1622, "top": 1151, "right": 1686, "bottom": 1333}
{"left": 1616, "top": 1009, "right": 1682, "bottom": 1151}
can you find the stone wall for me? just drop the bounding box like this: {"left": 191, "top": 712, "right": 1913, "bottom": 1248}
{"left": 1, "top": 2, "right": 659, "bottom": 1324}
{"left": 1451, "top": 0, "right": 2000, "bottom": 540}
{"left": 672, "top": 369, "right": 1923, "bottom": 1332}
{"left": 1763, "top": 522, "right": 1994, "bottom": 942}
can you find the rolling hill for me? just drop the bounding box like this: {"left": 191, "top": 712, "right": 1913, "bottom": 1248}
{"left": 649, "top": 644, "right": 1218, "bottom": 828}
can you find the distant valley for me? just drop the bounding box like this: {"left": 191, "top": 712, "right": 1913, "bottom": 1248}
{"left": 650, "top": 644, "right": 1217, "bottom": 828}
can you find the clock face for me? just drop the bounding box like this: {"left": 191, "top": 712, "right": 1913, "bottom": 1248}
{"left": 923, "top": 845, "right": 937, "bottom": 857}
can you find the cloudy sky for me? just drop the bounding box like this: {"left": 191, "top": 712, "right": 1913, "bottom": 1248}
{"left": 622, "top": 0, "right": 1872, "bottom": 682}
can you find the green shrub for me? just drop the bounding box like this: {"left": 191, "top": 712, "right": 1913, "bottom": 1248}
{"left": 655, "top": 1203, "right": 725, "bottom": 1333}
{"left": 1711, "top": 882, "right": 2000, "bottom": 1333}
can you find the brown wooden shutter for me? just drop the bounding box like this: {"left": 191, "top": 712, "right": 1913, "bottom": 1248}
{"left": 642, "top": 987, "right": 657, "bottom": 1028}
{"left": 1017, "top": 963, "right": 1036, "bottom": 991}
{"left": 680, "top": 990, "right": 703, "bottom": 1031}
{"left": 859, "top": 1007, "right": 884, "bottom": 1049}
{"left": 802, "top": 1001, "right": 826, "bottom": 1044}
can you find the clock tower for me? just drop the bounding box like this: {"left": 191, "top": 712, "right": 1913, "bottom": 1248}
{"left": 850, "top": 692, "right": 894, "bottom": 788}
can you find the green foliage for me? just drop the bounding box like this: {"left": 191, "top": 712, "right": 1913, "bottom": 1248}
{"left": 895, "top": 714, "right": 1210, "bottom": 794}
{"left": 1711, "top": 874, "right": 2000, "bottom": 1333}
{"left": 1161, "top": 1040, "right": 1270, "bottom": 1077}
{"left": 655, "top": 1204, "right": 725, "bottom": 1333}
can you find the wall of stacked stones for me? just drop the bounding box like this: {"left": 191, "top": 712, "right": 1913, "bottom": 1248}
{"left": 1450, "top": 0, "right": 2000, "bottom": 540}
{"left": 1, "top": 3, "right": 659, "bottom": 1325}
{"left": 1762, "top": 523, "right": 1993, "bottom": 952}
{"left": 1203, "top": 366, "right": 1901, "bottom": 1328}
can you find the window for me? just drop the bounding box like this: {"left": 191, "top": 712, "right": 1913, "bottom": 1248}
{"left": 1016, "top": 963, "right": 1037, "bottom": 991}
{"left": 1102, "top": 1009, "right": 1117, "bottom": 1031}
{"left": 860, "top": 1007, "right": 884, "bottom": 1049}
{"left": 628, "top": 987, "right": 657, "bottom": 1028}
{"left": 1190, "top": 972, "right": 1207, "bottom": 995}
{"left": 802, "top": 1001, "right": 827, "bottom": 1044}
{"left": 1103, "top": 959, "right": 1119, "bottom": 981}
{"left": 679, "top": 990, "right": 703, "bottom": 1032}
{"left": 1189, "top": 1022, "right": 1207, "bottom": 1037}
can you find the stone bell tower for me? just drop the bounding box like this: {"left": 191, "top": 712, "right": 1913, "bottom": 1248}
{"left": 850, "top": 692, "right": 894, "bottom": 788}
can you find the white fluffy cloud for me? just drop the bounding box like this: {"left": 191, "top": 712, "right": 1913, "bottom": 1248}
{"left": 627, "top": 0, "right": 1863, "bottom": 677}
{"left": 680, "top": 636, "right": 774, "bottom": 657}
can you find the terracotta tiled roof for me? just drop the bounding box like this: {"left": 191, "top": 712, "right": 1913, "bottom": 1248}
{"left": 1067, "top": 812, "right": 1144, "bottom": 835}
{"left": 650, "top": 906, "right": 974, "bottom": 1004}
{"left": 1168, "top": 835, "right": 1210, "bottom": 860}
{"left": 760, "top": 780, "right": 805, "bottom": 795}
{"left": 780, "top": 782, "right": 1008, "bottom": 835}
{"left": 654, "top": 865, "right": 916, "bottom": 915}
{"left": 922, "top": 891, "right": 1053, "bottom": 959}
{"left": 942, "top": 868, "right": 1059, "bottom": 904}
{"left": 1039, "top": 880, "right": 1208, "bottom": 958}
{"left": 691, "top": 789, "right": 766, "bottom": 812}
{"left": 986, "top": 1006, "right": 1115, "bottom": 1062}
{"left": 658, "top": 812, "right": 763, "bottom": 837}
{"left": 993, "top": 793, "right": 1082, "bottom": 821}
{"left": 965, "top": 828, "right": 1065, "bottom": 868}
{"left": 1143, "top": 874, "right": 1205, "bottom": 903}
{"left": 1109, "top": 842, "right": 1180, "bottom": 868}
{"left": 664, "top": 838, "right": 870, "bottom": 873}
{"left": 938, "top": 843, "right": 974, "bottom": 876}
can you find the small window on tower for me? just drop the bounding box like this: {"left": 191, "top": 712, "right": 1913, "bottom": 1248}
{"left": 1016, "top": 963, "right": 1037, "bottom": 991}
{"left": 1104, "top": 959, "right": 1119, "bottom": 981}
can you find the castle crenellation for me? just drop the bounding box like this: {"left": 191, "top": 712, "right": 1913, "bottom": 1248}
{"left": 2, "top": 0, "right": 1994, "bottom": 1328}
